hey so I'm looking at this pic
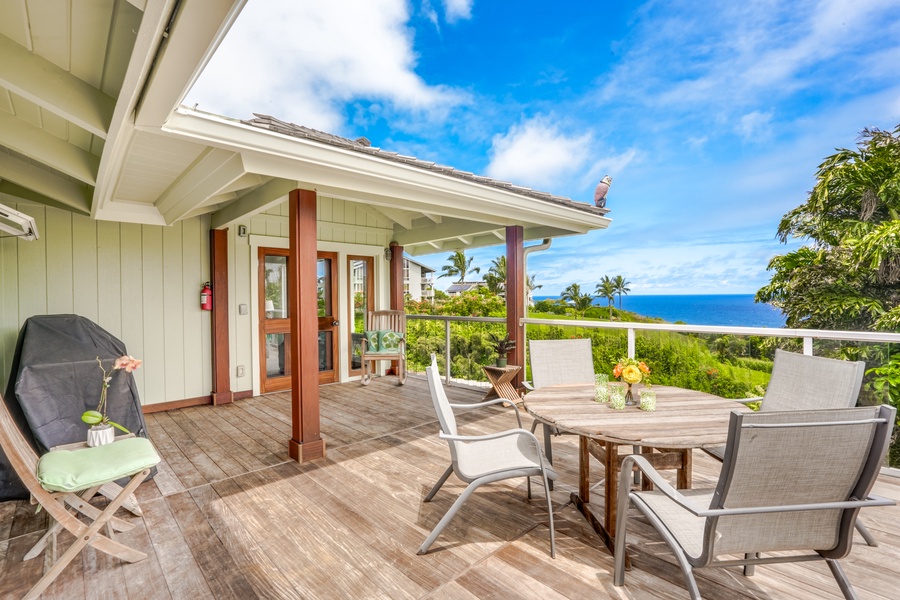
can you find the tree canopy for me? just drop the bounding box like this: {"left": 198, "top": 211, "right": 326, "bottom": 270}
{"left": 438, "top": 250, "right": 480, "bottom": 283}
{"left": 756, "top": 126, "right": 900, "bottom": 331}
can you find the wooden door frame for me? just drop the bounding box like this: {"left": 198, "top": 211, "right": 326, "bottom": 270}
{"left": 317, "top": 251, "right": 339, "bottom": 384}
{"left": 347, "top": 255, "right": 375, "bottom": 378}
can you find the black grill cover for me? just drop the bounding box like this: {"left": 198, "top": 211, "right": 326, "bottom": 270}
{"left": 1, "top": 315, "right": 151, "bottom": 499}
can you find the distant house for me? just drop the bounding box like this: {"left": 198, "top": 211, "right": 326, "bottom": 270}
{"left": 404, "top": 258, "right": 435, "bottom": 301}
{"left": 446, "top": 282, "right": 485, "bottom": 296}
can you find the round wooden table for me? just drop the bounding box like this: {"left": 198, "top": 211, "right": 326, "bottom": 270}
{"left": 524, "top": 383, "right": 750, "bottom": 562}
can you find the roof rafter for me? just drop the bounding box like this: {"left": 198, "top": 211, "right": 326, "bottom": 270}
{"left": 210, "top": 178, "right": 297, "bottom": 229}
{"left": 0, "top": 33, "right": 115, "bottom": 138}
{"left": 0, "top": 112, "right": 99, "bottom": 185}
{"left": 392, "top": 216, "right": 506, "bottom": 246}
{"left": 0, "top": 152, "right": 91, "bottom": 213}
{"left": 157, "top": 148, "right": 245, "bottom": 224}
{"left": 0, "top": 180, "right": 90, "bottom": 215}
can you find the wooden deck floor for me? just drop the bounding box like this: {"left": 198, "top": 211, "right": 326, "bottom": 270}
{"left": 2, "top": 377, "right": 899, "bottom": 599}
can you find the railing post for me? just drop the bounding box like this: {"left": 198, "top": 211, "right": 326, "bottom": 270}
{"left": 627, "top": 328, "right": 636, "bottom": 358}
{"left": 444, "top": 319, "right": 452, "bottom": 384}
{"left": 803, "top": 337, "right": 813, "bottom": 355}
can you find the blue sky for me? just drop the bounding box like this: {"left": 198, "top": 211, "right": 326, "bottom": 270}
{"left": 188, "top": 0, "right": 900, "bottom": 296}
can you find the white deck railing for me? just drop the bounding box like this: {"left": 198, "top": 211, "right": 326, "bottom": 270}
{"left": 407, "top": 313, "right": 900, "bottom": 384}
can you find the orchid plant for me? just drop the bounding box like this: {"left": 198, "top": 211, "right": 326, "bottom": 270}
{"left": 81, "top": 355, "right": 141, "bottom": 433}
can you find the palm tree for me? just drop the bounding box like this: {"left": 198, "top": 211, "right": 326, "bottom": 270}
{"left": 613, "top": 275, "right": 631, "bottom": 310}
{"left": 595, "top": 276, "right": 616, "bottom": 319}
{"left": 438, "top": 250, "right": 480, "bottom": 283}
{"left": 483, "top": 255, "right": 506, "bottom": 295}
{"left": 526, "top": 274, "right": 542, "bottom": 307}
{"left": 561, "top": 283, "right": 595, "bottom": 317}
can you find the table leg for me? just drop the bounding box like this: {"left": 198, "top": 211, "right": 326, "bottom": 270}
{"left": 570, "top": 437, "right": 630, "bottom": 569}
{"left": 641, "top": 447, "right": 655, "bottom": 491}
{"left": 677, "top": 448, "right": 692, "bottom": 490}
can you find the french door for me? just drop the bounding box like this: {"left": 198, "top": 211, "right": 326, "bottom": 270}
{"left": 258, "top": 248, "right": 340, "bottom": 392}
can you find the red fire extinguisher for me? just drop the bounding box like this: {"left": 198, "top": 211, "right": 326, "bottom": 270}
{"left": 200, "top": 282, "right": 213, "bottom": 311}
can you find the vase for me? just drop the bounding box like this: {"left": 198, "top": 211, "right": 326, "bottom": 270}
{"left": 639, "top": 389, "right": 657, "bottom": 412}
{"left": 624, "top": 383, "right": 636, "bottom": 406}
{"left": 609, "top": 386, "right": 627, "bottom": 410}
{"left": 87, "top": 424, "right": 115, "bottom": 447}
{"left": 594, "top": 374, "right": 609, "bottom": 402}
{"left": 496, "top": 358, "right": 508, "bottom": 368}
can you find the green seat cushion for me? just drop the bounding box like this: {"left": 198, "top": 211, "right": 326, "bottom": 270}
{"left": 37, "top": 437, "right": 161, "bottom": 493}
{"left": 379, "top": 330, "right": 403, "bottom": 351}
{"left": 364, "top": 330, "right": 380, "bottom": 351}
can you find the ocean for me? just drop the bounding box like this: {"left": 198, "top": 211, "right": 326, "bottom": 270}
{"left": 533, "top": 294, "right": 786, "bottom": 328}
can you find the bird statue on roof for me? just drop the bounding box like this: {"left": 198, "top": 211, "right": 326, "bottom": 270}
{"left": 594, "top": 175, "right": 612, "bottom": 208}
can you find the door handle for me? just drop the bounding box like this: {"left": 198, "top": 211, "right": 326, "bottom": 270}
{"left": 332, "top": 320, "right": 340, "bottom": 326}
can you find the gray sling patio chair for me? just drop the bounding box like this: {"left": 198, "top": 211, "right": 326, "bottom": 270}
{"left": 526, "top": 339, "right": 595, "bottom": 465}
{"left": 614, "top": 405, "right": 896, "bottom": 600}
{"left": 418, "top": 355, "right": 558, "bottom": 557}
{"left": 701, "top": 349, "right": 876, "bottom": 546}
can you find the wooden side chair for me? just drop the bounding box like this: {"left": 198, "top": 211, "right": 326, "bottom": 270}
{"left": 0, "top": 394, "right": 160, "bottom": 600}
{"left": 614, "top": 405, "right": 895, "bottom": 600}
{"left": 360, "top": 309, "right": 407, "bottom": 385}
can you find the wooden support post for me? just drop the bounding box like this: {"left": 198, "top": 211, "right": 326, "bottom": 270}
{"left": 505, "top": 225, "right": 525, "bottom": 389}
{"left": 209, "top": 228, "right": 233, "bottom": 405}
{"left": 389, "top": 242, "right": 404, "bottom": 310}
{"left": 388, "top": 242, "right": 405, "bottom": 375}
{"left": 287, "top": 189, "right": 325, "bottom": 462}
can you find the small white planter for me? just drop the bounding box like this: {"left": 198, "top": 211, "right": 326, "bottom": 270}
{"left": 87, "top": 424, "right": 115, "bottom": 447}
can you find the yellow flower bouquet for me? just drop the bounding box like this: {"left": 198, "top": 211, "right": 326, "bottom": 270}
{"left": 613, "top": 357, "right": 651, "bottom": 405}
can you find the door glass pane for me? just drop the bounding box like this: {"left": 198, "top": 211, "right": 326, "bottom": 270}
{"left": 350, "top": 259, "right": 369, "bottom": 370}
{"left": 318, "top": 331, "right": 333, "bottom": 372}
{"left": 264, "top": 255, "right": 288, "bottom": 319}
{"left": 317, "top": 258, "right": 332, "bottom": 317}
{"left": 265, "top": 333, "right": 290, "bottom": 377}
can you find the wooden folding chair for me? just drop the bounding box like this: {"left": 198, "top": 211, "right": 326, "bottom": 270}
{"left": 360, "top": 309, "right": 407, "bottom": 385}
{"left": 0, "top": 394, "right": 160, "bottom": 600}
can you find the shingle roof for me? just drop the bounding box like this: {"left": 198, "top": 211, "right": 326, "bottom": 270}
{"left": 243, "top": 114, "right": 610, "bottom": 217}
{"left": 446, "top": 282, "right": 485, "bottom": 294}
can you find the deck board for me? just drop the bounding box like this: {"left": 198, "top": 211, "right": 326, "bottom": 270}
{"left": 2, "top": 376, "right": 899, "bottom": 598}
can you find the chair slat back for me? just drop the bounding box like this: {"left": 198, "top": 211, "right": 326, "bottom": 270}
{"left": 528, "top": 339, "right": 594, "bottom": 388}
{"left": 365, "top": 310, "right": 406, "bottom": 336}
{"left": 763, "top": 349, "right": 865, "bottom": 411}
{"left": 709, "top": 405, "right": 892, "bottom": 557}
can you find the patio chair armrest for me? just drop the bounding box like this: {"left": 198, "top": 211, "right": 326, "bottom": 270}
{"left": 736, "top": 396, "right": 763, "bottom": 405}
{"left": 449, "top": 398, "right": 516, "bottom": 410}
{"left": 618, "top": 454, "right": 706, "bottom": 516}
{"left": 449, "top": 398, "right": 523, "bottom": 427}
{"left": 694, "top": 493, "right": 896, "bottom": 518}
{"left": 440, "top": 428, "right": 536, "bottom": 444}
{"left": 440, "top": 428, "right": 547, "bottom": 469}
{"left": 522, "top": 381, "right": 534, "bottom": 391}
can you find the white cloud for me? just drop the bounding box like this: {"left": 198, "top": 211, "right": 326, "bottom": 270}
{"left": 735, "top": 110, "right": 773, "bottom": 141}
{"left": 187, "top": 0, "right": 465, "bottom": 133}
{"left": 486, "top": 116, "right": 593, "bottom": 189}
{"left": 595, "top": 0, "right": 900, "bottom": 134}
{"left": 443, "top": 0, "right": 473, "bottom": 23}
{"left": 485, "top": 116, "right": 636, "bottom": 192}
